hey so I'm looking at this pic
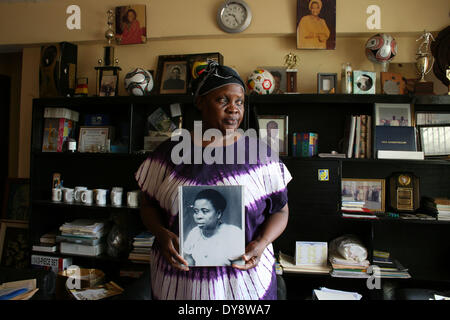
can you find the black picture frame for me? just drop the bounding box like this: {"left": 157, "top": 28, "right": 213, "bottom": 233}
{"left": 0, "top": 221, "right": 30, "bottom": 269}
{"left": 317, "top": 73, "right": 337, "bottom": 94}
{"left": 2, "top": 178, "right": 30, "bottom": 222}
{"left": 187, "top": 52, "right": 224, "bottom": 94}
{"left": 256, "top": 115, "right": 289, "bottom": 156}
{"left": 155, "top": 55, "right": 189, "bottom": 95}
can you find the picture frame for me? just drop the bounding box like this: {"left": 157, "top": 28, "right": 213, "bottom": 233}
{"left": 341, "top": 178, "right": 386, "bottom": 213}
{"left": 380, "top": 72, "right": 405, "bottom": 95}
{"left": 179, "top": 185, "right": 245, "bottom": 267}
{"left": 114, "top": 4, "right": 147, "bottom": 45}
{"left": 99, "top": 74, "right": 117, "bottom": 97}
{"left": 155, "top": 55, "right": 189, "bottom": 95}
{"left": 317, "top": 73, "right": 337, "bottom": 94}
{"left": 374, "top": 103, "right": 412, "bottom": 126}
{"left": 258, "top": 66, "right": 288, "bottom": 94}
{"left": 418, "top": 125, "right": 450, "bottom": 157}
{"left": 296, "top": 0, "right": 336, "bottom": 50}
{"left": 188, "top": 52, "right": 224, "bottom": 94}
{"left": 2, "top": 178, "right": 30, "bottom": 222}
{"left": 78, "top": 126, "right": 112, "bottom": 153}
{"left": 0, "top": 221, "right": 30, "bottom": 269}
{"left": 353, "top": 70, "right": 376, "bottom": 94}
{"left": 256, "top": 115, "right": 289, "bottom": 156}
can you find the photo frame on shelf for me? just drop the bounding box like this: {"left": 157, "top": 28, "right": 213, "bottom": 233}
{"left": 114, "top": 4, "right": 147, "bottom": 45}
{"left": 256, "top": 115, "right": 289, "bottom": 156}
{"left": 2, "top": 178, "right": 30, "bottom": 222}
{"left": 418, "top": 125, "right": 450, "bottom": 157}
{"left": 341, "top": 178, "right": 386, "bottom": 213}
{"left": 380, "top": 72, "right": 405, "bottom": 95}
{"left": 374, "top": 103, "right": 412, "bottom": 126}
{"left": 78, "top": 126, "right": 112, "bottom": 153}
{"left": 187, "top": 52, "right": 224, "bottom": 94}
{"left": 99, "top": 75, "right": 118, "bottom": 97}
{"left": 258, "top": 66, "right": 288, "bottom": 94}
{"left": 317, "top": 73, "right": 337, "bottom": 94}
{"left": 156, "top": 55, "right": 189, "bottom": 95}
{"left": 0, "top": 221, "right": 30, "bottom": 269}
{"left": 353, "top": 70, "right": 376, "bottom": 94}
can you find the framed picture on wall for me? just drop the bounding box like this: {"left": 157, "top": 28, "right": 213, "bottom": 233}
{"left": 257, "top": 115, "right": 289, "bottom": 156}
{"left": 115, "top": 4, "right": 147, "bottom": 45}
{"left": 297, "top": 0, "right": 336, "bottom": 49}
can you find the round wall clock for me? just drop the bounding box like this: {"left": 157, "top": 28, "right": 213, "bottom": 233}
{"left": 217, "top": 0, "right": 252, "bottom": 33}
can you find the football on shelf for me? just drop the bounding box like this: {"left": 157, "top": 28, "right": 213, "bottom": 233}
{"left": 247, "top": 69, "right": 275, "bottom": 95}
{"left": 365, "top": 33, "right": 398, "bottom": 64}
{"left": 124, "top": 68, "right": 154, "bottom": 96}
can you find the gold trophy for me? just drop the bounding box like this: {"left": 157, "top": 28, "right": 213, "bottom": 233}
{"left": 284, "top": 52, "right": 299, "bottom": 93}
{"left": 414, "top": 31, "right": 435, "bottom": 94}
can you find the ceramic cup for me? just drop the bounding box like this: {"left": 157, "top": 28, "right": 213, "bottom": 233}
{"left": 63, "top": 188, "right": 74, "bottom": 203}
{"left": 127, "top": 190, "right": 141, "bottom": 208}
{"left": 52, "top": 188, "right": 62, "bottom": 202}
{"left": 111, "top": 187, "right": 123, "bottom": 207}
{"left": 94, "top": 189, "right": 108, "bottom": 206}
{"left": 80, "top": 189, "right": 93, "bottom": 205}
{"left": 74, "top": 186, "right": 88, "bottom": 203}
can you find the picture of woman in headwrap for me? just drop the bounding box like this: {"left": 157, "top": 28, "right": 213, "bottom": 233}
{"left": 297, "top": 0, "right": 335, "bottom": 49}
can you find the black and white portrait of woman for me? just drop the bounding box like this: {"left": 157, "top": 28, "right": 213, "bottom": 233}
{"left": 179, "top": 185, "right": 245, "bottom": 267}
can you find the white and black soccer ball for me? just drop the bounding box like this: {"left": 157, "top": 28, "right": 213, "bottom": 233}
{"left": 124, "top": 68, "right": 154, "bottom": 96}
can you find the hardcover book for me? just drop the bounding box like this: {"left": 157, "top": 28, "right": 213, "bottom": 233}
{"left": 374, "top": 126, "right": 417, "bottom": 155}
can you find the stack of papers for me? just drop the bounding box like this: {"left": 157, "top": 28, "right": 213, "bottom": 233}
{"left": 371, "top": 250, "right": 411, "bottom": 279}
{"left": 0, "top": 279, "right": 39, "bottom": 300}
{"left": 329, "top": 252, "right": 370, "bottom": 278}
{"left": 60, "top": 219, "right": 107, "bottom": 237}
{"left": 278, "top": 252, "right": 331, "bottom": 274}
{"left": 313, "top": 287, "right": 362, "bottom": 300}
{"left": 128, "top": 231, "right": 154, "bottom": 264}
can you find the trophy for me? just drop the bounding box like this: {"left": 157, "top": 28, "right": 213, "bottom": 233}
{"left": 414, "top": 30, "right": 435, "bottom": 94}
{"left": 284, "top": 52, "right": 299, "bottom": 93}
{"left": 388, "top": 172, "right": 420, "bottom": 212}
{"left": 95, "top": 10, "right": 121, "bottom": 96}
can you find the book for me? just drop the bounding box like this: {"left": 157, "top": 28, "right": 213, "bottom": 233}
{"left": 44, "top": 107, "right": 79, "bottom": 121}
{"left": 347, "top": 115, "right": 357, "bottom": 158}
{"left": 42, "top": 118, "right": 75, "bottom": 152}
{"left": 60, "top": 242, "right": 104, "bottom": 256}
{"left": 31, "top": 254, "right": 72, "bottom": 273}
{"left": 32, "top": 243, "right": 59, "bottom": 252}
{"left": 374, "top": 126, "right": 417, "bottom": 154}
{"left": 354, "top": 115, "right": 361, "bottom": 158}
{"left": 377, "top": 150, "right": 424, "bottom": 160}
{"left": 278, "top": 252, "right": 331, "bottom": 274}
{"left": 359, "top": 114, "right": 368, "bottom": 158}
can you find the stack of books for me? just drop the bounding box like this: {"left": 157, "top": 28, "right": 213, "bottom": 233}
{"left": 435, "top": 198, "right": 450, "bottom": 221}
{"left": 341, "top": 199, "right": 378, "bottom": 219}
{"left": 342, "top": 114, "right": 372, "bottom": 159}
{"left": 32, "top": 231, "right": 58, "bottom": 253}
{"left": 329, "top": 252, "right": 370, "bottom": 278}
{"left": 58, "top": 219, "right": 108, "bottom": 256}
{"left": 128, "top": 231, "right": 154, "bottom": 264}
{"left": 371, "top": 250, "right": 411, "bottom": 279}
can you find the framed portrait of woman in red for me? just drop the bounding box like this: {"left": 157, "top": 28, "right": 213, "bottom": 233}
{"left": 115, "top": 5, "right": 147, "bottom": 45}
{"left": 297, "top": 0, "right": 336, "bottom": 50}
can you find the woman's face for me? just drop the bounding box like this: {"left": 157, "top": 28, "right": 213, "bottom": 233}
{"left": 127, "top": 11, "right": 136, "bottom": 22}
{"left": 196, "top": 84, "right": 245, "bottom": 135}
{"left": 192, "top": 199, "right": 221, "bottom": 232}
{"left": 310, "top": 2, "right": 321, "bottom": 16}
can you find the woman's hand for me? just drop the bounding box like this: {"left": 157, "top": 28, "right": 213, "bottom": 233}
{"left": 232, "top": 238, "right": 269, "bottom": 270}
{"left": 156, "top": 228, "right": 190, "bottom": 272}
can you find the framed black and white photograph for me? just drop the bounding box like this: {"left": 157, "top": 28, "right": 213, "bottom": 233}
{"left": 2, "top": 178, "right": 30, "bottom": 222}
{"left": 258, "top": 66, "right": 287, "bottom": 94}
{"left": 257, "top": 115, "right": 289, "bottom": 156}
{"left": 418, "top": 125, "right": 450, "bottom": 157}
{"left": 375, "top": 103, "right": 412, "bottom": 126}
{"left": 0, "top": 221, "right": 30, "bottom": 269}
{"left": 179, "top": 185, "right": 245, "bottom": 267}
{"left": 317, "top": 73, "right": 337, "bottom": 94}
{"left": 156, "top": 55, "right": 189, "bottom": 95}
{"left": 353, "top": 70, "right": 376, "bottom": 94}
{"left": 342, "top": 178, "right": 385, "bottom": 213}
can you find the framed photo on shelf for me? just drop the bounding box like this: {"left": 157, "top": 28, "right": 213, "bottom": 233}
{"left": 374, "top": 103, "right": 412, "bottom": 126}
{"left": 78, "top": 126, "right": 112, "bottom": 153}
{"left": 418, "top": 125, "right": 450, "bottom": 157}
{"left": 0, "top": 221, "right": 30, "bottom": 269}
{"left": 114, "top": 4, "right": 147, "bottom": 45}
{"left": 317, "top": 73, "right": 337, "bottom": 94}
{"left": 341, "top": 178, "right": 385, "bottom": 213}
{"left": 179, "top": 185, "right": 245, "bottom": 267}
{"left": 156, "top": 55, "right": 189, "bottom": 94}
{"left": 2, "top": 178, "right": 30, "bottom": 222}
{"left": 380, "top": 72, "right": 405, "bottom": 95}
{"left": 353, "top": 70, "right": 376, "bottom": 94}
{"left": 258, "top": 66, "right": 288, "bottom": 94}
{"left": 187, "top": 52, "right": 224, "bottom": 93}
{"left": 256, "top": 115, "right": 289, "bottom": 156}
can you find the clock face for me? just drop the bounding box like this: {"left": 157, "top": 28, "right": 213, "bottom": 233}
{"left": 217, "top": 0, "right": 252, "bottom": 33}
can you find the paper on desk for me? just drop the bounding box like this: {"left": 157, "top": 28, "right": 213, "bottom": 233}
{"left": 278, "top": 252, "right": 331, "bottom": 274}
{"left": 314, "top": 287, "right": 362, "bottom": 300}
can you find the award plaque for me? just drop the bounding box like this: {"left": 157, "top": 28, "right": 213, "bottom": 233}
{"left": 388, "top": 173, "right": 419, "bottom": 212}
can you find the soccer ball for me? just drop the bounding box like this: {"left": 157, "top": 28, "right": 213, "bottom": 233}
{"left": 124, "top": 68, "right": 154, "bottom": 96}
{"left": 365, "top": 33, "right": 398, "bottom": 64}
{"left": 247, "top": 69, "right": 275, "bottom": 95}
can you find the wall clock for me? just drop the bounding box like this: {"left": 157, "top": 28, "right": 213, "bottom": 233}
{"left": 217, "top": 0, "right": 252, "bottom": 33}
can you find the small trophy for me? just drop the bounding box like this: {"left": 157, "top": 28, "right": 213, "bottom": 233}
{"left": 95, "top": 10, "right": 121, "bottom": 96}
{"left": 414, "top": 30, "right": 435, "bottom": 94}
{"left": 284, "top": 52, "right": 299, "bottom": 93}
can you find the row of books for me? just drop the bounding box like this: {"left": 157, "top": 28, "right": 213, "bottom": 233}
{"left": 291, "top": 132, "right": 318, "bottom": 157}
{"left": 128, "top": 231, "right": 154, "bottom": 264}
{"left": 371, "top": 250, "right": 411, "bottom": 279}
{"left": 42, "top": 107, "right": 79, "bottom": 152}
{"left": 343, "top": 114, "right": 372, "bottom": 159}
{"left": 341, "top": 199, "right": 378, "bottom": 220}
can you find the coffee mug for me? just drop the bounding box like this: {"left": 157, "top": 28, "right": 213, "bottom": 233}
{"left": 52, "top": 188, "right": 62, "bottom": 202}
{"left": 80, "top": 189, "right": 93, "bottom": 205}
{"left": 111, "top": 187, "right": 123, "bottom": 207}
{"left": 74, "top": 186, "right": 88, "bottom": 203}
{"left": 63, "top": 188, "right": 74, "bottom": 203}
{"left": 127, "top": 190, "right": 141, "bottom": 208}
{"left": 94, "top": 189, "right": 108, "bottom": 206}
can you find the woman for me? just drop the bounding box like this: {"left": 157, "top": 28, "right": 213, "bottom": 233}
{"left": 297, "top": 0, "right": 330, "bottom": 49}
{"left": 135, "top": 60, "right": 292, "bottom": 300}
{"left": 116, "top": 8, "right": 145, "bottom": 45}
{"left": 183, "top": 188, "right": 243, "bottom": 266}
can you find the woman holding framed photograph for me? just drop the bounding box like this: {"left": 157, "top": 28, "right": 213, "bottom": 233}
{"left": 135, "top": 60, "right": 292, "bottom": 300}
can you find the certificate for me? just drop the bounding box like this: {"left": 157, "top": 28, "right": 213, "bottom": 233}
{"left": 78, "top": 126, "right": 111, "bottom": 153}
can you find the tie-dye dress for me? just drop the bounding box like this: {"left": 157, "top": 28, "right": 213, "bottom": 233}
{"left": 135, "top": 136, "right": 292, "bottom": 300}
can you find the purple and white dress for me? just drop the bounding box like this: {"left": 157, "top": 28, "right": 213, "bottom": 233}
{"left": 135, "top": 136, "right": 292, "bottom": 300}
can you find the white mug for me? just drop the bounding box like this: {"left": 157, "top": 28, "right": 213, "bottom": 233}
{"left": 94, "top": 189, "right": 108, "bottom": 206}
{"left": 80, "top": 189, "right": 93, "bottom": 205}
{"left": 111, "top": 187, "right": 123, "bottom": 207}
{"left": 52, "top": 188, "right": 62, "bottom": 202}
{"left": 63, "top": 188, "right": 74, "bottom": 203}
{"left": 74, "top": 186, "right": 88, "bottom": 203}
{"left": 127, "top": 190, "right": 141, "bottom": 208}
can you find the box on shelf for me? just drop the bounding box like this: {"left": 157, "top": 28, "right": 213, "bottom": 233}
{"left": 31, "top": 254, "right": 72, "bottom": 274}
{"left": 42, "top": 107, "right": 79, "bottom": 152}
